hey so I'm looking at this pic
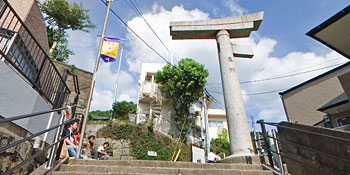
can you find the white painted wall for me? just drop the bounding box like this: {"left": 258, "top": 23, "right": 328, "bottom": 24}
{"left": 207, "top": 109, "right": 228, "bottom": 141}
{"left": 0, "top": 61, "right": 60, "bottom": 144}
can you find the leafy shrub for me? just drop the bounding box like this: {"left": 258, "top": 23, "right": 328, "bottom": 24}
{"left": 97, "top": 123, "right": 191, "bottom": 161}
{"left": 210, "top": 128, "right": 231, "bottom": 157}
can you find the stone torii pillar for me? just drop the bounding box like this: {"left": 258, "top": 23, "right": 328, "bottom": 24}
{"left": 170, "top": 12, "right": 263, "bottom": 157}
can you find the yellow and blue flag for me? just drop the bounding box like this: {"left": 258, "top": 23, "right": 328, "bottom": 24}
{"left": 100, "top": 37, "right": 120, "bottom": 63}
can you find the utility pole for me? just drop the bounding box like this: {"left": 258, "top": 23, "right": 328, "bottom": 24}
{"left": 203, "top": 93, "right": 210, "bottom": 159}
{"left": 200, "top": 95, "right": 205, "bottom": 148}
{"left": 111, "top": 42, "right": 124, "bottom": 119}
{"left": 76, "top": 0, "right": 113, "bottom": 158}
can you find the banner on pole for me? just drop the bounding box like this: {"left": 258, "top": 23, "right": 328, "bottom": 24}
{"left": 100, "top": 37, "right": 120, "bottom": 63}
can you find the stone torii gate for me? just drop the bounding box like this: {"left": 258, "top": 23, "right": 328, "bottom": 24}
{"left": 170, "top": 12, "right": 263, "bottom": 157}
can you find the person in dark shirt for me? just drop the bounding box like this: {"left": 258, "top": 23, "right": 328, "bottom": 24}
{"left": 64, "top": 120, "right": 79, "bottom": 157}
{"left": 88, "top": 135, "right": 98, "bottom": 159}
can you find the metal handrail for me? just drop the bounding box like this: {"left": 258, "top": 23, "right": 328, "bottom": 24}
{"left": 0, "top": 0, "right": 71, "bottom": 108}
{"left": 2, "top": 0, "right": 70, "bottom": 92}
{"left": 0, "top": 118, "right": 74, "bottom": 152}
{"left": 0, "top": 106, "right": 76, "bottom": 175}
{"left": 256, "top": 119, "right": 350, "bottom": 175}
{"left": 2, "top": 135, "right": 68, "bottom": 175}
{"left": 256, "top": 120, "right": 285, "bottom": 175}
{"left": 0, "top": 104, "right": 76, "bottom": 123}
{"left": 270, "top": 122, "right": 350, "bottom": 142}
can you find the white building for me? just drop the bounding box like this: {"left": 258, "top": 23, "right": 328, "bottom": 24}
{"left": 207, "top": 109, "right": 228, "bottom": 141}
{"left": 136, "top": 63, "right": 228, "bottom": 144}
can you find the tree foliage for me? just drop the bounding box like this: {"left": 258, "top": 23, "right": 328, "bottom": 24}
{"left": 112, "top": 101, "right": 137, "bottom": 120}
{"left": 155, "top": 59, "right": 208, "bottom": 139}
{"left": 40, "top": 0, "right": 95, "bottom": 61}
{"left": 210, "top": 128, "right": 231, "bottom": 157}
{"left": 97, "top": 122, "right": 191, "bottom": 161}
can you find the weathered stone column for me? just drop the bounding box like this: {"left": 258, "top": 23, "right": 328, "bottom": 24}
{"left": 169, "top": 12, "right": 263, "bottom": 157}
{"left": 216, "top": 30, "right": 253, "bottom": 156}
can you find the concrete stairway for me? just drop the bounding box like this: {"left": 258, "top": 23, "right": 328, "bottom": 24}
{"left": 53, "top": 159, "right": 273, "bottom": 175}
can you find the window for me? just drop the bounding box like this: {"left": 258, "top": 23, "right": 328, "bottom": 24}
{"left": 7, "top": 34, "right": 38, "bottom": 83}
{"left": 337, "top": 116, "right": 350, "bottom": 127}
{"left": 209, "top": 120, "right": 224, "bottom": 128}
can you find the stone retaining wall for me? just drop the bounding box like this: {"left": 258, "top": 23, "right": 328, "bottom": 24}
{"left": 278, "top": 122, "right": 350, "bottom": 175}
{"left": 85, "top": 124, "right": 133, "bottom": 160}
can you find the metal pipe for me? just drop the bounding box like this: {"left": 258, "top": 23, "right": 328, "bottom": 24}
{"left": 258, "top": 119, "right": 274, "bottom": 167}
{"left": 76, "top": 0, "right": 113, "bottom": 158}
{"left": 46, "top": 112, "right": 65, "bottom": 169}
{"left": 0, "top": 105, "right": 76, "bottom": 123}
{"left": 203, "top": 93, "right": 210, "bottom": 158}
{"left": 42, "top": 112, "right": 55, "bottom": 149}
{"left": 273, "top": 129, "right": 285, "bottom": 175}
{"left": 0, "top": 119, "right": 73, "bottom": 153}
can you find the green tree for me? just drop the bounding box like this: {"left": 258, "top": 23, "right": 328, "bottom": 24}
{"left": 210, "top": 128, "right": 231, "bottom": 157}
{"left": 112, "top": 101, "right": 137, "bottom": 120}
{"left": 88, "top": 110, "right": 111, "bottom": 121}
{"left": 155, "top": 59, "right": 208, "bottom": 139}
{"left": 40, "top": 0, "right": 95, "bottom": 62}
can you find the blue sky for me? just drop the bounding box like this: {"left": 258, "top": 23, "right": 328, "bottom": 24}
{"left": 66, "top": 0, "right": 349, "bottom": 124}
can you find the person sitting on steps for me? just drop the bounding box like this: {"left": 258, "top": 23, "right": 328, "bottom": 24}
{"left": 97, "top": 142, "right": 110, "bottom": 160}
{"left": 64, "top": 120, "right": 79, "bottom": 157}
{"left": 88, "top": 135, "right": 98, "bottom": 159}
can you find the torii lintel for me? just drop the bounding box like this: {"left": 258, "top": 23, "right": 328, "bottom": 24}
{"left": 170, "top": 12, "right": 263, "bottom": 39}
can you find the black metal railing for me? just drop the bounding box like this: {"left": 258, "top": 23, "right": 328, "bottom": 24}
{"left": 0, "top": 104, "right": 77, "bottom": 175}
{"left": 255, "top": 120, "right": 286, "bottom": 175}
{"left": 255, "top": 120, "right": 350, "bottom": 175}
{"left": 0, "top": 0, "right": 70, "bottom": 108}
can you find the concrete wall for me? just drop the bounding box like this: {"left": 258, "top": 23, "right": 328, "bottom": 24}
{"left": 0, "top": 122, "right": 40, "bottom": 174}
{"left": 281, "top": 64, "right": 350, "bottom": 125}
{"left": 277, "top": 122, "right": 350, "bottom": 175}
{"left": 154, "top": 103, "right": 173, "bottom": 135}
{"left": 53, "top": 60, "right": 93, "bottom": 116}
{"left": 0, "top": 61, "right": 60, "bottom": 144}
{"left": 208, "top": 115, "right": 228, "bottom": 141}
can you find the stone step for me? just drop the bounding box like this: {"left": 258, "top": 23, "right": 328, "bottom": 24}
{"left": 58, "top": 164, "right": 273, "bottom": 175}
{"left": 68, "top": 159, "right": 263, "bottom": 170}
{"left": 53, "top": 173, "right": 176, "bottom": 175}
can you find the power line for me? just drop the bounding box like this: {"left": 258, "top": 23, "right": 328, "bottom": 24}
{"left": 207, "top": 61, "right": 348, "bottom": 85}
{"left": 239, "top": 62, "right": 346, "bottom": 84}
{"left": 100, "top": 0, "right": 172, "bottom": 65}
{"left": 269, "top": 57, "right": 343, "bottom": 78}
{"left": 126, "top": 0, "right": 180, "bottom": 64}
{"left": 206, "top": 87, "right": 288, "bottom": 96}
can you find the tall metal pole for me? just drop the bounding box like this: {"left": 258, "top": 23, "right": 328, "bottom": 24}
{"left": 203, "top": 93, "right": 210, "bottom": 159}
{"left": 76, "top": 0, "right": 113, "bottom": 158}
{"left": 113, "top": 43, "right": 124, "bottom": 102}
{"left": 200, "top": 95, "right": 205, "bottom": 147}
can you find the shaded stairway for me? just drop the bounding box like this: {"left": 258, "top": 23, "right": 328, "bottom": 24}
{"left": 53, "top": 159, "right": 273, "bottom": 175}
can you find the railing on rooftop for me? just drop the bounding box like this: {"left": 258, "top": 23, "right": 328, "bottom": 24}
{"left": 0, "top": 0, "right": 70, "bottom": 108}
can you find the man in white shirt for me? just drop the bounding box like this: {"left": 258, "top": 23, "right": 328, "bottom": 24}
{"left": 208, "top": 149, "right": 217, "bottom": 163}
{"left": 97, "top": 142, "right": 109, "bottom": 160}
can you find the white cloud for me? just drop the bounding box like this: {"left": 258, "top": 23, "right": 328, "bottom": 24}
{"left": 67, "top": 3, "right": 348, "bottom": 120}
{"left": 67, "top": 31, "right": 138, "bottom": 111}
{"left": 258, "top": 109, "right": 285, "bottom": 121}
{"left": 223, "top": 0, "right": 248, "bottom": 16}
{"left": 90, "top": 90, "right": 114, "bottom": 111}
{"left": 123, "top": 3, "right": 348, "bottom": 123}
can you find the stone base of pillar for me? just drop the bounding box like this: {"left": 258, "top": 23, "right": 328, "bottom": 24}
{"left": 219, "top": 155, "right": 267, "bottom": 164}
